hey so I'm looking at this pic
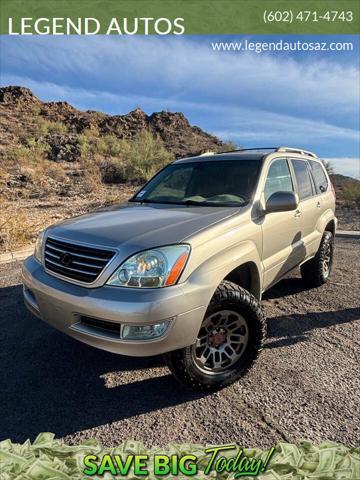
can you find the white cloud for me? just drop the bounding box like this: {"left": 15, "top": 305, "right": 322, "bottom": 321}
{"left": 324, "top": 158, "right": 360, "bottom": 179}
{"left": 1, "top": 36, "right": 358, "bottom": 160}
{"left": 1, "top": 36, "right": 359, "bottom": 120}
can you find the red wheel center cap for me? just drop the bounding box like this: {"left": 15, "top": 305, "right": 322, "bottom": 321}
{"left": 209, "top": 331, "right": 226, "bottom": 347}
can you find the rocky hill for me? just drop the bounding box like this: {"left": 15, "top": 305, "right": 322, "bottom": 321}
{"left": 0, "top": 86, "right": 225, "bottom": 160}
{"left": 0, "top": 86, "right": 358, "bottom": 251}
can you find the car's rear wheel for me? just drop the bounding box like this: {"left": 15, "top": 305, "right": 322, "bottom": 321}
{"left": 164, "top": 281, "right": 266, "bottom": 391}
{"left": 300, "top": 231, "right": 334, "bottom": 287}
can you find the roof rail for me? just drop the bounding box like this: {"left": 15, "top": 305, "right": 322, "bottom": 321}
{"left": 201, "top": 147, "right": 318, "bottom": 158}
{"left": 199, "top": 151, "right": 216, "bottom": 156}
{"left": 276, "top": 146, "right": 318, "bottom": 158}
{"left": 217, "top": 147, "right": 277, "bottom": 154}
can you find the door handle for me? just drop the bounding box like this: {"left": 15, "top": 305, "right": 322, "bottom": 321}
{"left": 294, "top": 209, "right": 302, "bottom": 218}
{"left": 316, "top": 201, "right": 321, "bottom": 208}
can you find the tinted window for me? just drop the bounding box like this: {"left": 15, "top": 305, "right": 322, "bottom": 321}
{"left": 309, "top": 160, "right": 328, "bottom": 193}
{"left": 291, "top": 160, "right": 314, "bottom": 200}
{"left": 133, "top": 160, "right": 261, "bottom": 206}
{"left": 264, "top": 159, "right": 293, "bottom": 202}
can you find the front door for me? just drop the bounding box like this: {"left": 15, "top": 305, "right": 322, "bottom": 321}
{"left": 261, "top": 158, "right": 304, "bottom": 290}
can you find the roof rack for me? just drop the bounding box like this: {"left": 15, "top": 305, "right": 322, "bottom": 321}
{"left": 218, "top": 147, "right": 278, "bottom": 154}
{"left": 276, "top": 147, "right": 318, "bottom": 158}
{"left": 209, "top": 147, "right": 318, "bottom": 158}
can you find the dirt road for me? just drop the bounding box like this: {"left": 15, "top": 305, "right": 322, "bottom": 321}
{"left": 0, "top": 238, "right": 359, "bottom": 448}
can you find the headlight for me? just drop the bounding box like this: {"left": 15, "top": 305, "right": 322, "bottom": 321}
{"left": 107, "top": 245, "right": 190, "bottom": 288}
{"left": 34, "top": 231, "right": 45, "bottom": 263}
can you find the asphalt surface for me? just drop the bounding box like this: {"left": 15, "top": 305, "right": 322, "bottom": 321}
{"left": 0, "top": 238, "right": 359, "bottom": 448}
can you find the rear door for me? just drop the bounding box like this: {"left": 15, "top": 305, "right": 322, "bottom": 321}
{"left": 290, "top": 159, "right": 321, "bottom": 257}
{"left": 308, "top": 159, "right": 333, "bottom": 219}
{"left": 261, "top": 158, "right": 305, "bottom": 289}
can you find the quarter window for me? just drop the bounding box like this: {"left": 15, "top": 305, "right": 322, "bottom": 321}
{"left": 309, "top": 160, "right": 328, "bottom": 193}
{"left": 291, "top": 159, "right": 314, "bottom": 200}
{"left": 264, "top": 159, "right": 293, "bottom": 202}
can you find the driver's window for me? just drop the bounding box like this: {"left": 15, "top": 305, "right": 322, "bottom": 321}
{"left": 147, "top": 167, "right": 193, "bottom": 200}
{"left": 264, "top": 159, "right": 293, "bottom": 202}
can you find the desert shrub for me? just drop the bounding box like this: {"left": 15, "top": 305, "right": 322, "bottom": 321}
{"left": 46, "top": 163, "right": 68, "bottom": 183}
{"left": 35, "top": 117, "right": 68, "bottom": 135}
{"left": 1, "top": 139, "right": 70, "bottom": 195}
{"left": 79, "top": 129, "right": 124, "bottom": 158}
{"left": 0, "top": 199, "right": 33, "bottom": 251}
{"left": 78, "top": 156, "right": 103, "bottom": 193}
{"left": 100, "top": 158, "right": 126, "bottom": 184}
{"left": 32, "top": 105, "right": 41, "bottom": 116}
{"left": 78, "top": 128, "right": 173, "bottom": 184}
{"left": 25, "top": 137, "right": 51, "bottom": 155}
{"left": 121, "top": 130, "right": 173, "bottom": 182}
{"left": 322, "top": 160, "right": 334, "bottom": 176}
{"left": 342, "top": 182, "right": 360, "bottom": 207}
{"left": 4, "top": 140, "right": 50, "bottom": 168}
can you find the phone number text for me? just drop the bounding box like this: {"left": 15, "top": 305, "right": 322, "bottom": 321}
{"left": 263, "top": 10, "right": 354, "bottom": 24}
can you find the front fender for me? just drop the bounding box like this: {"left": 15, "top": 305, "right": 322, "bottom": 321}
{"left": 180, "top": 239, "right": 262, "bottom": 313}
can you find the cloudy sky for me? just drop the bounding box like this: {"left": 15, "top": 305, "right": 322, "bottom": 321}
{"left": 1, "top": 34, "right": 359, "bottom": 178}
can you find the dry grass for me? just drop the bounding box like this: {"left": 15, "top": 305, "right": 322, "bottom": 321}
{"left": 0, "top": 184, "right": 137, "bottom": 254}
{"left": 0, "top": 199, "right": 34, "bottom": 251}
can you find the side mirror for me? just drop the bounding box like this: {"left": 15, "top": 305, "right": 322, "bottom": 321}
{"left": 266, "top": 191, "right": 297, "bottom": 214}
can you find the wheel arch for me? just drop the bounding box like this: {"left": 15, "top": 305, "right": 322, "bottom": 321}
{"left": 324, "top": 219, "right": 336, "bottom": 236}
{"left": 224, "top": 261, "right": 261, "bottom": 300}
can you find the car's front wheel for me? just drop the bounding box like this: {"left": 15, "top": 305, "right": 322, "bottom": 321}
{"left": 164, "top": 281, "right": 266, "bottom": 391}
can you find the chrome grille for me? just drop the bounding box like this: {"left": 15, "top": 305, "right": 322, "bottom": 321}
{"left": 44, "top": 237, "right": 116, "bottom": 284}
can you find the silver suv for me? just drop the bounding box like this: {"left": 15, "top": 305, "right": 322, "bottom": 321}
{"left": 22, "top": 147, "right": 336, "bottom": 390}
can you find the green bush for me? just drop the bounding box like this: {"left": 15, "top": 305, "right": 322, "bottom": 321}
{"left": 4, "top": 139, "right": 50, "bottom": 167}
{"left": 78, "top": 128, "right": 122, "bottom": 158}
{"left": 79, "top": 128, "right": 173, "bottom": 184}
{"left": 122, "top": 130, "right": 174, "bottom": 182}
{"left": 35, "top": 117, "right": 69, "bottom": 135}
{"left": 342, "top": 181, "right": 360, "bottom": 207}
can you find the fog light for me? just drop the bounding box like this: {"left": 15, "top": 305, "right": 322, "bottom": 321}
{"left": 121, "top": 320, "right": 171, "bottom": 340}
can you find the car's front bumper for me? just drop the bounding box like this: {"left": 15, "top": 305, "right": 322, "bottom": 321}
{"left": 22, "top": 255, "right": 207, "bottom": 356}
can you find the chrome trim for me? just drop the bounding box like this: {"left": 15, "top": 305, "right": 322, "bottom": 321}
{"left": 46, "top": 243, "right": 109, "bottom": 262}
{"left": 44, "top": 256, "right": 98, "bottom": 276}
{"left": 70, "top": 317, "right": 174, "bottom": 344}
{"left": 43, "top": 233, "right": 121, "bottom": 288}
{"left": 45, "top": 249, "right": 104, "bottom": 269}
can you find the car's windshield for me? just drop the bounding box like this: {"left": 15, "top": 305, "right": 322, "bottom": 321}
{"left": 131, "top": 160, "right": 261, "bottom": 207}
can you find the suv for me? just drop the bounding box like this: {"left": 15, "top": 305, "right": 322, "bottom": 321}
{"left": 22, "top": 147, "right": 336, "bottom": 390}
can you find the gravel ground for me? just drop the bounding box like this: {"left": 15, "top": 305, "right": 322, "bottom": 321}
{"left": 0, "top": 238, "right": 359, "bottom": 448}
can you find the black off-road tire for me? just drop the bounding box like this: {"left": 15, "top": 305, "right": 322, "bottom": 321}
{"left": 164, "top": 281, "right": 266, "bottom": 391}
{"left": 300, "top": 231, "right": 334, "bottom": 287}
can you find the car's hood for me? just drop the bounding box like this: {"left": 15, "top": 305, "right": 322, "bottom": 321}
{"left": 46, "top": 202, "right": 241, "bottom": 252}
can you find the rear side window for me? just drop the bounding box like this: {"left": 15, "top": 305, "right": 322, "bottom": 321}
{"left": 264, "top": 159, "right": 293, "bottom": 201}
{"left": 291, "top": 159, "right": 314, "bottom": 200}
{"left": 309, "top": 160, "right": 328, "bottom": 193}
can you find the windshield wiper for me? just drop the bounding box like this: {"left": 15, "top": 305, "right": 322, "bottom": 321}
{"left": 182, "top": 199, "right": 209, "bottom": 206}
{"left": 130, "top": 199, "right": 184, "bottom": 205}
{"left": 183, "top": 199, "right": 247, "bottom": 207}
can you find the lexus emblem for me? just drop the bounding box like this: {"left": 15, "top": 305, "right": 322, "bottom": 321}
{"left": 59, "top": 252, "right": 73, "bottom": 267}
